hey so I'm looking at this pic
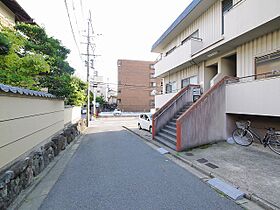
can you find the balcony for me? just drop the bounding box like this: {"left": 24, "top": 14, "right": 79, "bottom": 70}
{"left": 226, "top": 75, "right": 280, "bottom": 117}
{"left": 155, "top": 92, "right": 177, "bottom": 109}
{"left": 154, "top": 38, "right": 203, "bottom": 77}
{"left": 224, "top": 0, "right": 280, "bottom": 40}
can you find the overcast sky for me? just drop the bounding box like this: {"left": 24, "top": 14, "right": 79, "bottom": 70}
{"left": 17, "top": 0, "right": 191, "bottom": 88}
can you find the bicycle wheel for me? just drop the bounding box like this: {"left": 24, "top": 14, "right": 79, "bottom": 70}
{"left": 232, "top": 128, "right": 253, "bottom": 146}
{"left": 268, "top": 135, "right": 280, "bottom": 155}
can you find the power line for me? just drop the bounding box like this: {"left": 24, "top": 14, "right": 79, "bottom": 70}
{"left": 71, "top": 0, "right": 81, "bottom": 38}
{"left": 79, "top": 0, "right": 85, "bottom": 20}
{"left": 64, "top": 0, "right": 82, "bottom": 60}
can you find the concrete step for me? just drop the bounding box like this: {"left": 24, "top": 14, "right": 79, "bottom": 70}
{"left": 161, "top": 128, "right": 176, "bottom": 138}
{"left": 168, "top": 121, "right": 176, "bottom": 127}
{"left": 171, "top": 118, "right": 177, "bottom": 123}
{"left": 154, "top": 135, "right": 176, "bottom": 150}
{"left": 165, "top": 125, "right": 176, "bottom": 132}
{"left": 158, "top": 132, "right": 176, "bottom": 144}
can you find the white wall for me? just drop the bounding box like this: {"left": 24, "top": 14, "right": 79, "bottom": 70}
{"left": 155, "top": 92, "right": 176, "bottom": 109}
{"left": 64, "top": 106, "right": 81, "bottom": 125}
{"left": 0, "top": 94, "right": 64, "bottom": 169}
{"left": 226, "top": 77, "right": 280, "bottom": 117}
{"left": 224, "top": 0, "right": 280, "bottom": 41}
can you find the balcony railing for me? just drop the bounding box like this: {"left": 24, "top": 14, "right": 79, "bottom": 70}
{"left": 226, "top": 73, "right": 280, "bottom": 117}
{"left": 154, "top": 38, "right": 203, "bottom": 76}
{"left": 224, "top": 0, "right": 280, "bottom": 39}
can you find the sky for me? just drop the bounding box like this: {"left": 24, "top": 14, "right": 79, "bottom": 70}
{"left": 17, "top": 0, "right": 191, "bottom": 89}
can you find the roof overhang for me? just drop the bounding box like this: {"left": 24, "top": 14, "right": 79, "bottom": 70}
{"left": 1, "top": 0, "right": 34, "bottom": 24}
{"left": 151, "top": 0, "right": 216, "bottom": 53}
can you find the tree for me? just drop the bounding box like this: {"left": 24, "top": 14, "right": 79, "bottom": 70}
{"left": 96, "top": 96, "right": 106, "bottom": 106}
{"left": 0, "top": 27, "right": 49, "bottom": 89}
{"left": 67, "top": 77, "right": 87, "bottom": 106}
{"left": 0, "top": 23, "right": 86, "bottom": 105}
{"left": 15, "top": 23, "right": 86, "bottom": 105}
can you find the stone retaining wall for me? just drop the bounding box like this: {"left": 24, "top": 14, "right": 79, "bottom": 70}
{"left": 0, "top": 119, "right": 86, "bottom": 210}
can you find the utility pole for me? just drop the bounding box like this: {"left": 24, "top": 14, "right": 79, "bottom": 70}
{"left": 82, "top": 11, "right": 101, "bottom": 125}
{"left": 86, "top": 17, "right": 90, "bottom": 127}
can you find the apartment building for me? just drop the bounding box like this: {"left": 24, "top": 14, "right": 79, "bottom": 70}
{"left": 117, "top": 59, "right": 162, "bottom": 112}
{"left": 151, "top": 0, "right": 280, "bottom": 151}
{"left": 0, "top": 0, "right": 33, "bottom": 27}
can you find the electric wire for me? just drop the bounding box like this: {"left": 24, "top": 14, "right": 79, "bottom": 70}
{"left": 64, "top": 0, "right": 83, "bottom": 61}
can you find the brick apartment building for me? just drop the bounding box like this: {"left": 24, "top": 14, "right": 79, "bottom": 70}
{"left": 117, "top": 59, "right": 162, "bottom": 112}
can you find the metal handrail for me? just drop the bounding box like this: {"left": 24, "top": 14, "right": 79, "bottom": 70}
{"left": 226, "top": 71, "right": 280, "bottom": 84}
{"left": 154, "top": 84, "right": 199, "bottom": 120}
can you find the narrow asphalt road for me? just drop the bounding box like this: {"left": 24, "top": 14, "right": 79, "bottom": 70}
{"left": 39, "top": 118, "right": 242, "bottom": 210}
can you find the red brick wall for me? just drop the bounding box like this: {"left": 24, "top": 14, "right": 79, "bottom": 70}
{"left": 117, "top": 60, "right": 162, "bottom": 112}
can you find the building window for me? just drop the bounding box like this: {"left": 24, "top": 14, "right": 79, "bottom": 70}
{"left": 181, "top": 76, "right": 198, "bottom": 88}
{"left": 165, "top": 82, "right": 176, "bottom": 93}
{"left": 222, "top": 0, "right": 233, "bottom": 34}
{"left": 150, "top": 82, "right": 156, "bottom": 87}
{"left": 150, "top": 64, "right": 155, "bottom": 69}
{"left": 150, "top": 73, "right": 155, "bottom": 78}
{"left": 150, "top": 100, "right": 155, "bottom": 106}
{"left": 255, "top": 51, "right": 280, "bottom": 79}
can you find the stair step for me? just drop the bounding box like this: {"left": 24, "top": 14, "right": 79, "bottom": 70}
{"left": 154, "top": 136, "right": 176, "bottom": 150}
{"left": 171, "top": 118, "right": 177, "bottom": 123}
{"left": 165, "top": 125, "right": 176, "bottom": 132}
{"left": 169, "top": 121, "right": 176, "bottom": 126}
{"left": 158, "top": 132, "right": 176, "bottom": 144}
{"left": 161, "top": 128, "right": 176, "bottom": 138}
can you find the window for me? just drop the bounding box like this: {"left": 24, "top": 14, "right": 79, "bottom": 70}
{"left": 166, "top": 84, "right": 172, "bottom": 94}
{"left": 255, "top": 51, "right": 280, "bottom": 79}
{"left": 150, "top": 82, "right": 156, "bottom": 87}
{"left": 150, "top": 100, "right": 155, "bottom": 107}
{"left": 181, "top": 76, "right": 198, "bottom": 88}
{"left": 150, "top": 64, "right": 155, "bottom": 69}
{"left": 222, "top": 0, "right": 233, "bottom": 34}
{"left": 165, "top": 82, "right": 176, "bottom": 93}
{"left": 181, "top": 30, "right": 199, "bottom": 45}
{"left": 160, "top": 81, "right": 163, "bottom": 87}
{"left": 150, "top": 73, "right": 155, "bottom": 78}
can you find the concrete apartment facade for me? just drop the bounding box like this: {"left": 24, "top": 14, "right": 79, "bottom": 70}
{"left": 117, "top": 59, "right": 162, "bottom": 112}
{"left": 153, "top": 0, "right": 280, "bottom": 114}
{"left": 151, "top": 0, "right": 280, "bottom": 151}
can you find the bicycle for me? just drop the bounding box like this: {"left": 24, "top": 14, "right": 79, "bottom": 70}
{"left": 232, "top": 120, "right": 280, "bottom": 155}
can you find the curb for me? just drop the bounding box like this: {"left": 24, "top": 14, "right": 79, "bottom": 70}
{"left": 8, "top": 132, "right": 86, "bottom": 210}
{"left": 123, "top": 126, "right": 280, "bottom": 210}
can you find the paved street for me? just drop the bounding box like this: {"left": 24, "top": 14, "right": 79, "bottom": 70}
{"left": 39, "top": 118, "right": 242, "bottom": 210}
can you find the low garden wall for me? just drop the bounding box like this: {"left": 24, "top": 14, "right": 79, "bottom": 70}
{"left": 0, "top": 84, "right": 86, "bottom": 209}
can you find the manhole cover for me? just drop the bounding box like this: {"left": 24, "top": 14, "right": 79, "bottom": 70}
{"left": 196, "top": 158, "right": 208, "bottom": 163}
{"left": 185, "top": 152, "right": 194, "bottom": 156}
{"left": 205, "top": 163, "right": 219, "bottom": 169}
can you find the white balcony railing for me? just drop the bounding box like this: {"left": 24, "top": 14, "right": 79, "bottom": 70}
{"left": 155, "top": 38, "right": 203, "bottom": 77}
{"left": 155, "top": 92, "right": 177, "bottom": 109}
{"left": 224, "top": 0, "right": 280, "bottom": 40}
{"left": 226, "top": 76, "right": 280, "bottom": 117}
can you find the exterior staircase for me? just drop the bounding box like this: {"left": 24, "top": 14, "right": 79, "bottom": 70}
{"left": 154, "top": 103, "right": 192, "bottom": 150}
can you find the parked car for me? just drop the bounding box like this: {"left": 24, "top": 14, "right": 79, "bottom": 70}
{"left": 138, "top": 113, "right": 152, "bottom": 133}
{"left": 113, "top": 109, "right": 122, "bottom": 116}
